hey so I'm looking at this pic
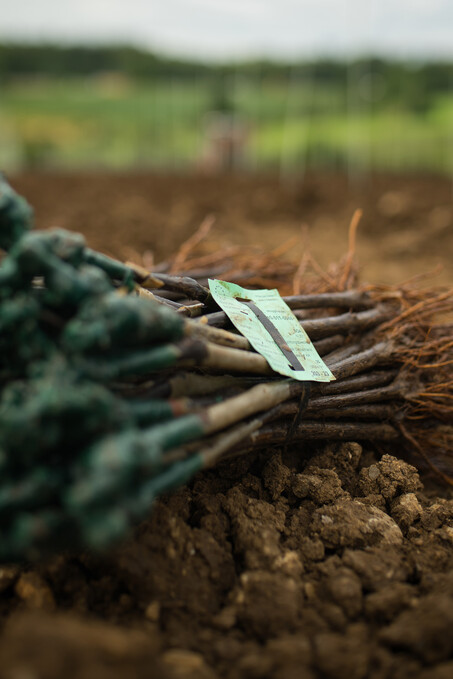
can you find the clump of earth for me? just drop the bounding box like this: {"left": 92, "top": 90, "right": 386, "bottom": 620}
{"left": 1, "top": 441, "right": 452, "bottom": 679}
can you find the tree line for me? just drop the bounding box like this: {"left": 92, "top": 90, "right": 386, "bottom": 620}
{"left": 0, "top": 42, "right": 451, "bottom": 112}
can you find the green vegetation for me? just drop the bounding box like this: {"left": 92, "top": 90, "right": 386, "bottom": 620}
{"left": 0, "top": 43, "right": 451, "bottom": 173}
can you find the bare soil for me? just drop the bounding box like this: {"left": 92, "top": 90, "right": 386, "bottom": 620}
{"left": 10, "top": 170, "right": 453, "bottom": 285}
{"left": 1, "top": 171, "right": 452, "bottom": 679}
{"left": 0, "top": 446, "right": 452, "bottom": 679}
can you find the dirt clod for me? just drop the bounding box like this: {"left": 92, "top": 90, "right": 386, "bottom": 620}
{"left": 311, "top": 499, "right": 403, "bottom": 549}
{"left": 0, "top": 441, "right": 451, "bottom": 678}
{"left": 15, "top": 572, "right": 56, "bottom": 611}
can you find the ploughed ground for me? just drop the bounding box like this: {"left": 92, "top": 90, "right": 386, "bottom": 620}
{"left": 0, "top": 172, "right": 452, "bottom": 678}
{"left": 10, "top": 171, "right": 453, "bottom": 285}
{"left": 0, "top": 443, "right": 452, "bottom": 679}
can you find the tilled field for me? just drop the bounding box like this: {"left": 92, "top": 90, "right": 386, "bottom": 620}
{"left": 0, "top": 446, "right": 452, "bottom": 679}
{"left": 1, "top": 171, "right": 452, "bottom": 679}
{"left": 10, "top": 171, "right": 453, "bottom": 285}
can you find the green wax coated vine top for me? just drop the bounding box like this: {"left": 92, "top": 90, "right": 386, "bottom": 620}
{"left": 68, "top": 413, "right": 205, "bottom": 502}
{"left": 72, "top": 454, "right": 204, "bottom": 552}
{"left": 0, "top": 178, "right": 225, "bottom": 561}
{"left": 74, "top": 342, "right": 186, "bottom": 381}
{"left": 0, "top": 176, "right": 33, "bottom": 250}
{"left": 0, "top": 295, "right": 51, "bottom": 370}
{"left": 16, "top": 228, "right": 87, "bottom": 267}
{"left": 6, "top": 231, "right": 113, "bottom": 304}
{"left": 63, "top": 292, "right": 184, "bottom": 354}
{"left": 83, "top": 249, "right": 137, "bottom": 289}
{"left": 0, "top": 374, "right": 131, "bottom": 469}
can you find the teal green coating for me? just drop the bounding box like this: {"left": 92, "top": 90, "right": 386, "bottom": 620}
{"left": 66, "top": 467, "right": 138, "bottom": 513}
{"left": 0, "top": 256, "right": 21, "bottom": 292}
{"left": 0, "top": 177, "right": 33, "bottom": 250}
{"left": 80, "top": 429, "right": 161, "bottom": 473}
{"left": 76, "top": 343, "right": 182, "bottom": 381}
{"left": 0, "top": 178, "right": 224, "bottom": 561}
{"left": 25, "top": 228, "right": 86, "bottom": 266}
{"left": 10, "top": 230, "right": 82, "bottom": 276}
{"left": 77, "top": 456, "right": 203, "bottom": 551}
{"left": 143, "top": 413, "right": 205, "bottom": 451}
{"left": 127, "top": 399, "right": 176, "bottom": 425}
{"left": 83, "top": 249, "right": 136, "bottom": 289}
{"left": 63, "top": 293, "right": 184, "bottom": 354}
{"left": 0, "top": 373, "right": 132, "bottom": 466}
{"left": 67, "top": 416, "right": 204, "bottom": 512}
{"left": 0, "top": 295, "right": 51, "bottom": 371}
{"left": 0, "top": 468, "right": 61, "bottom": 518}
{"left": 44, "top": 264, "right": 112, "bottom": 308}
{"left": 65, "top": 433, "right": 163, "bottom": 516}
{"left": 131, "top": 454, "right": 203, "bottom": 519}
{"left": 0, "top": 511, "right": 72, "bottom": 561}
{"left": 9, "top": 231, "right": 113, "bottom": 306}
{"left": 79, "top": 507, "right": 130, "bottom": 552}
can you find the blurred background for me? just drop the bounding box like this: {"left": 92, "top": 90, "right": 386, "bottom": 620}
{"left": 0, "top": 0, "right": 452, "bottom": 282}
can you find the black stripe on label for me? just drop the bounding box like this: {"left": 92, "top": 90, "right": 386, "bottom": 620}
{"left": 236, "top": 298, "right": 304, "bottom": 372}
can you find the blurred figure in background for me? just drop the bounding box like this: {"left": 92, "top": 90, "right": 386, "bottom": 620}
{"left": 201, "top": 74, "right": 249, "bottom": 173}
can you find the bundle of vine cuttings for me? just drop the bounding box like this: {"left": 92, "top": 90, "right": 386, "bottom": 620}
{"left": 0, "top": 178, "right": 451, "bottom": 562}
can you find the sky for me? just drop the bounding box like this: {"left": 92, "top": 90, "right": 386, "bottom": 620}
{"left": 0, "top": 0, "right": 452, "bottom": 60}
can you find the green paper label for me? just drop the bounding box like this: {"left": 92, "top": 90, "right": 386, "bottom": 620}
{"left": 209, "top": 280, "right": 335, "bottom": 383}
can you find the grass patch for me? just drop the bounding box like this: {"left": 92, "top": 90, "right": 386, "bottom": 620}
{"left": 1, "top": 77, "right": 451, "bottom": 172}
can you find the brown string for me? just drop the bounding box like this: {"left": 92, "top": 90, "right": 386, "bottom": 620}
{"left": 284, "top": 383, "right": 312, "bottom": 451}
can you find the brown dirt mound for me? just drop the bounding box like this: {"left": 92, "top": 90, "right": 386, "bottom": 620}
{"left": 1, "top": 443, "right": 452, "bottom": 679}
